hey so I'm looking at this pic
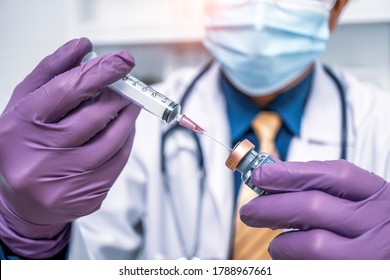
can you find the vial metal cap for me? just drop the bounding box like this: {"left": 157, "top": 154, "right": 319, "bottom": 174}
{"left": 225, "top": 139, "right": 255, "bottom": 171}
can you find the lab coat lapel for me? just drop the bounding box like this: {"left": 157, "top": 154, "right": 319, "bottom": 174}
{"left": 288, "top": 63, "right": 348, "bottom": 161}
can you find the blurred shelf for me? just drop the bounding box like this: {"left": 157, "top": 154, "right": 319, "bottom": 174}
{"left": 340, "top": 0, "right": 390, "bottom": 24}
{"left": 71, "top": 0, "right": 390, "bottom": 46}
{"left": 78, "top": 25, "right": 205, "bottom": 45}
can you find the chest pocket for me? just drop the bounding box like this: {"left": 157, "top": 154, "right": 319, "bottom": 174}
{"left": 288, "top": 136, "right": 355, "bottom": 162}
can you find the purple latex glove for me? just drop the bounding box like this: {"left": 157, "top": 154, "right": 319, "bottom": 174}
{"left": 240, "top": 160, "right": 390, "bottom": 259}
{"left": 0, "top": 38, "right": 140, "bottom": 258}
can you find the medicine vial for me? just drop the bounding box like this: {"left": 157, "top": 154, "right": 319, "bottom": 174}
{"left": 225, "top": 139, "right": 275, "bottom": 196}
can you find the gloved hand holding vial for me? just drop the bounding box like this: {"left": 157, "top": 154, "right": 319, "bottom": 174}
{"left": 240, "top": 160, "right": 390, "bottom": 259}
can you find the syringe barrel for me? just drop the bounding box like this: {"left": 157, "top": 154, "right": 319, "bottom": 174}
{"left": 108, "top": 74, "right": 181, "bottom": 124}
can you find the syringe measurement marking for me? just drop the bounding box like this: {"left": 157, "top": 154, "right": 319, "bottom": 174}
{"left": 123, "top": 75, "right": 172, "bottom": 105}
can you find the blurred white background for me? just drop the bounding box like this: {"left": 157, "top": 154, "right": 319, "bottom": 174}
{"left": 1, "top": 0, "right": 389, "bottom": 112}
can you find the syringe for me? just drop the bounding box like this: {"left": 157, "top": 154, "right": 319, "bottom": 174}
{"left": 84, "top": 53, "right": 232, "bottom": 152}
{"left": 109, "top": 73, "right": 204, "bottom": 133}
{"left": 110, "top": 73, "right": 232, "bottom": 151}
{"left": 83, "top": 52, "right": 204, "bottom": 134}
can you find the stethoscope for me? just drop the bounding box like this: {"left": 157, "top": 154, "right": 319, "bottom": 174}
{"left": 160, "top": 61, "right": 348, "bottom": 259}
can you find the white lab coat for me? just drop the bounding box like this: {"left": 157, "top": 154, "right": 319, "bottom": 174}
{"left": 68, "top": 62, "right": 390, "bottom": 259}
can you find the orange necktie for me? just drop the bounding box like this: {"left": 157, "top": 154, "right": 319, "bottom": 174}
{"left": 232, "top": 111, "right": 283, "bottom": 260}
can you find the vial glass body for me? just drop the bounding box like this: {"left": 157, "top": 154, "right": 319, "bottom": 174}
{"left": 236, "top": 150, "right": 275, "bottom": 195}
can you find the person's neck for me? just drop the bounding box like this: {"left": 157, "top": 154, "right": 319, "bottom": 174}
{"left": 249, "top": 64, "right": 314, "bottom": 109}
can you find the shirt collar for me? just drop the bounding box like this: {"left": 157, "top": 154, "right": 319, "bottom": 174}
{"left": 220, "top": 69, "right": 314, "bottom": 143}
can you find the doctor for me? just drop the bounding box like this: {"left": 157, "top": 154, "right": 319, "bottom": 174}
{"left": 0, "top": 0, "right": 389, "bottom": 259}
{"left": 69, "top": 0, "right": 390, "bottom": 259}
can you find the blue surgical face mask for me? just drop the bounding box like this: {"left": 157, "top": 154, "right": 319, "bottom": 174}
{"left": 203, "top": 0, "right": 331, "bottom": 96}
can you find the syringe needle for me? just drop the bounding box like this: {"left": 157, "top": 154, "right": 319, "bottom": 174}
{"left": 202, "top": 132, "right": 233, "bottom": 152}
{"left": 177, "top": 114, "right": 232, "bottom": 151}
